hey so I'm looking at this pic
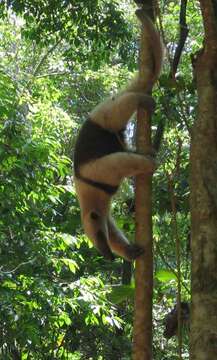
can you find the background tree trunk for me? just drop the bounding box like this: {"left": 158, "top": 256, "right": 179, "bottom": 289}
{"left": 190, "top": 1, "right": 217, "bottom": 359}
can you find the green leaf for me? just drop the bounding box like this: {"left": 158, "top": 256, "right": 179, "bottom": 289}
{"left": 60, "top": 258, "right": 78, "bottom": 273}
{"left": 155, "top": 270, "right": 177, "bottom": 283}
{"left": 1, "top": 280, "right": 17, "bottom": 289}
{"left": 61, "top": 233, "right": 76, "bottom": 246}
{"left": 59, "top": 312, "right": 72, "bottom": 326}
{"left": 24, "top": 325, "right": 40, "bottom": 345}
{"left": 108, "top": 285, "right": 134, "bottom": 304}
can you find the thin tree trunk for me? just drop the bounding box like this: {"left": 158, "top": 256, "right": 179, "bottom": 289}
{"left": 133, "top": 110, "right": 153, "bottom": 360}
{"left": 190, "top": 1, "right": 217, "bottom": 359}
{"left": 133, "top": 1, "right": 155, "bottom": 359}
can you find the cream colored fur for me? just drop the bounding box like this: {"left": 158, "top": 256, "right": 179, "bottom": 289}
{"left": 79, "top": 152, "right": 156, "bottom": 186}
{"left": 74, "top": 9, "right": 163, "bottom": 261}
{"left": 90, "top": 92, "right": 155, "bottom": 131}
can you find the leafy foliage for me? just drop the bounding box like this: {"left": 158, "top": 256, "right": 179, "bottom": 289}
{"left": 0, "top": 1, "right": 203, "bottom": 358}
{"left": 1, "top": 0, "right": 138, "bottom": 69}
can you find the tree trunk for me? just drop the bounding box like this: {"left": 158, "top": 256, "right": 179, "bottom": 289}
{"left": 133, "top": 1, "right": 155, "bottom": 359}
{"left": 133, "top": 108, "right": 153, "bottom": 360}
{"left": 190, "top": 1, "right": 217, "bottom": 359}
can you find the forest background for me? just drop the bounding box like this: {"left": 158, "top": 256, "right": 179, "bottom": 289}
{"left": 0, "top": 0, "right": 215, "bottom": 359}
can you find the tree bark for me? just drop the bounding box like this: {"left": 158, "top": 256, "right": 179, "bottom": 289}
{"left": 190, "top": 1, "right": 217, "bottom": 359}
{"left": 133, "top": 108, "right": 153, "bottom": 360}
{"left": 133, "top": 1, "right": 155, "bottom": 359}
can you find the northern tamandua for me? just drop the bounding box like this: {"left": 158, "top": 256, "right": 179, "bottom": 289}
{"left": 74, "top": 9, "right": 163, "bottom": 261}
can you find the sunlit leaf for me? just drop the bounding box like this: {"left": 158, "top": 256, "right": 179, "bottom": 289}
{"left": 155, "top": 269, "right": 177, "bottom": 283}
{"left": 60, "top": 258, "right": 78, "bottom": 273}
{"left": 108, "top": 284, "right": 134, "bottom": 304}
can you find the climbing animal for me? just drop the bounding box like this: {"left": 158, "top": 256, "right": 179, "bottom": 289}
{"left": 73, "top": 9, "right": 163, "bottom": 261}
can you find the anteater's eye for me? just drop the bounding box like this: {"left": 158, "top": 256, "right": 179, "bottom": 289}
{"left": 90, "top": 211, "right": 99, "bottom": 220}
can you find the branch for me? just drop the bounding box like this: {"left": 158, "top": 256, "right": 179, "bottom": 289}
{"left": 171, "top": 0, "right": 189, "bottom": 78}
{"left": 166, "top": 136, "right": 183, "bottom": 359}
{"left": 0, "top": 258, "right": 36, "bottom": 274}
{"left": 168, "top": 175, "right": 183, "bottom": 359}
{"left": 24, "top": 39, "right": 62, "bottom": 92}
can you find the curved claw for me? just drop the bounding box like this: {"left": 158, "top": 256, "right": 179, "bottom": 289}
{"left": 125, "top": 244, "right": 145, "bottom": 261}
